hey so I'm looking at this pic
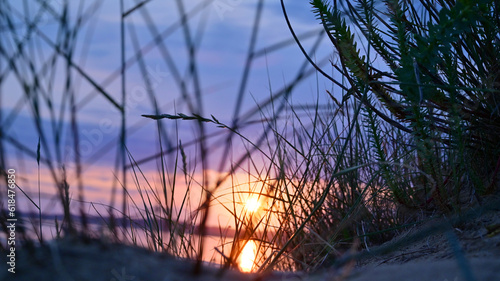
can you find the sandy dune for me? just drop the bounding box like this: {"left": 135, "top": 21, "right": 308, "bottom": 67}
{"left": 2, "top": 198, "right": 499, "bottom": 281}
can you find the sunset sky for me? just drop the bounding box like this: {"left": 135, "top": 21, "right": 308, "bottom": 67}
{"left": 1, "top": 0, "right": 346, "bottom": 232}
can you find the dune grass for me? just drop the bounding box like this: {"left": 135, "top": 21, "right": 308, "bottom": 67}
{"left": 1, "top": 0, "right": 499, "bottom": 277}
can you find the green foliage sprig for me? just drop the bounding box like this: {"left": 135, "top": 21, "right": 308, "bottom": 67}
{"left": 310, "top": 0, "right": 499, "bottom": 200}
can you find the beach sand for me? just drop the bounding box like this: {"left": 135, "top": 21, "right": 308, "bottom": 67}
{"left": 2, "top": 198, "right": 499, "bottom": 281}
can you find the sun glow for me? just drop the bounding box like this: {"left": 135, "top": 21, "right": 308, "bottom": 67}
{"left": 239, "top": 240, "right": 257, "bottom": 272}
{"left": 244, "top": 197, "right": 261, "bottom": 213}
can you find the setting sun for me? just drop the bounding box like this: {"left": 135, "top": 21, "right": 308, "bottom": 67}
{"left": 244, "top": 197, "right": 261, "bottom": 213}
{"left": 238, "top": 240, "right": 257, "bottom": 273}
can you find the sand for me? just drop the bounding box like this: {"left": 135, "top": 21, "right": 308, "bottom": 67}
{"left": 2, "top": 198, "right": 499, "bottom": 281}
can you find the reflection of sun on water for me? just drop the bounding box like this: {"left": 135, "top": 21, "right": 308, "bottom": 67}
{"left": 239, "top": 240, "right": 257, "bottom": 273}
{"left": 238, "top": 196, "right": 261, "bottom": 272}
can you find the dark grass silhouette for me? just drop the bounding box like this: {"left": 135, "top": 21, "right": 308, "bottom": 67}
{"left": 1, "top": 0, "right": 499, "bottom": 280}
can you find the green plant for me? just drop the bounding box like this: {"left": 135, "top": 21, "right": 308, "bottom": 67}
{"left": 309, "top": 0, "right": 499, "bottom": 211}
